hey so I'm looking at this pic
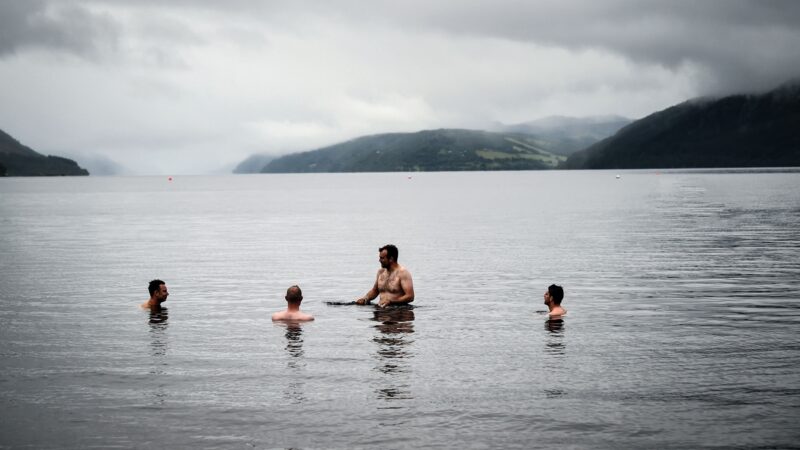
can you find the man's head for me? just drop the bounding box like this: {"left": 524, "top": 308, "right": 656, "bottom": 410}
{"left": 148, "top": 279, "right": 168, "bottom": 304}
{"left": 546, "top": 284, "right": 564, "bottom": 305}
{"left": 285, "top": 285, "right": 303, "bottom": 304}
{"left": 379, "top": 244, "right": 399, "bottom": 268}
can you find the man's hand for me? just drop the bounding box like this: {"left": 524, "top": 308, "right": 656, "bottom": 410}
{"left": 378, "top": 297, "right": 391, "bottom": 308}
{"left": 355, "top": 297, "right": 368, "bottom": 305}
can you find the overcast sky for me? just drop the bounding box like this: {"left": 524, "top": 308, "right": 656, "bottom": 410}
{"left": 1, "top": 0, "right": 799, "bottom": 175}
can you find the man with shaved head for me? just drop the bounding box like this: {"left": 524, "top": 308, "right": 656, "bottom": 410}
{"left": 272, "top": 285, "right": 315, "bottom": 322}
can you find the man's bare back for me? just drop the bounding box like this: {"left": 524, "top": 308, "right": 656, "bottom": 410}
{"left": 273, "top": 285, "right": 314, "bottom": 322}
{"left": 272, "top": 310, "right": 314, "bottom": 321}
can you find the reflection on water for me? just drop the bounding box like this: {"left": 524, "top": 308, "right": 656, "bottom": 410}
{"left": 283, "top": 322, "right": 305, "bottom": 360}
{"left": 543, "top": 388, "right": 566, "bottom": 398}
{"left": 147, "top": 307, "right": 169, "bottom": 358}
{"left": 544, "top": 318, "right": 565, "bottom": 356}
{"left": 544, "top": 318, "right": 563, "bottom": 333}
{"left": 277, "top": 322, "right": 307, "bottom": 404}
{"left": 371, "top": 307, "right": 415, "bottom": 402}
{"left": 146, "top": 307, "right": 169, "bottom": 405}
{"left": 543, "top": 318, "right": 566, "bottom": 398}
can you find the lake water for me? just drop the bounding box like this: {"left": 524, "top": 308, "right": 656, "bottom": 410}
{"left": 1, "top": 169, "right": 799, "bottom": 449}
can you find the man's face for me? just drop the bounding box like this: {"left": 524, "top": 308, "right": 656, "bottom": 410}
{"left": 543, "top": 290, "right": 551, "bottom": 305}
{"left": 155, "top": 284, "right": 169, "bottom": 303}
{"left": 379, "top": 250, "right": 391, "bottom": 269}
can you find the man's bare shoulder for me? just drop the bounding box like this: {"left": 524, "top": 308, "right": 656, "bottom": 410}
{"left": 290, "top": 312, "right": 314, "bottom": 321}
{"left": 272, "top": 311, "right": 294, "bottom": 321}
{"left": 272, "top": 311, "right": 314, "bottom": 322}
{"left": 397, "top": 265, "right": 412, "bottom": 276}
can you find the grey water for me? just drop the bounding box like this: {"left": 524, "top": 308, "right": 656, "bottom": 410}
{"left": 1, "top": 169, "right": 799, "bottom": 449}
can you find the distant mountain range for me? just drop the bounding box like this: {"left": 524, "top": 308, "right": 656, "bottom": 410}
{"left": 491, "top": 115, "right": 632, "bottom": 154}
{"left": 238, "top": 80, "right": 800, "bottom": 173}
{"left": 247, "top": 116, "right": 628, "bottom": 174}
{"left": 260, "top": 128, "right": 583, "bottom": 173}
{"left": 0, "top": 129, "right": 88, "bottom": 176}
{"left": 565, "top": 81, "right": 800, "bottom": 169}
{"left": 8, "top": 79, "right": 799, "bottom": 177}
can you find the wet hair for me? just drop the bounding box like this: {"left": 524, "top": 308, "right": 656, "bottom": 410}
{"left": 148, "top": 279, "right": 165, "bottom": 296}
{"left": 379, "top": 244, "right": 399, "bottom": 261}
{"left": 548, "top": 284, "right": 564, "bottom": 305}
{"left": 286, "top": 285, "right": 303, "bottom": 303}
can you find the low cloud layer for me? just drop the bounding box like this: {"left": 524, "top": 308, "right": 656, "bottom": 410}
{"left": 1, "top": 0, "right": 798, "bottom": 174}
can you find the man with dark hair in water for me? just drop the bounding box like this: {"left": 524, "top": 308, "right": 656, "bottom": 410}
{"left": 142, "top": 279, "right": 169, "bottom": 309}
{"left": 272, "top": 285, "right": 315, "bottom": 322}
{"left": 544, "top": 284, "right": 566, "bottom": 318}
{"left": 356, "top": 244, "right": 415, "bottom": 308}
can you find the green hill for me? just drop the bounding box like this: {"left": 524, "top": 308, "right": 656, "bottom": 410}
{"left": 495, "top": 115, "right": 631, "bottom": 154}
{"left": 565, "top": 82, "right": 800, "bottom": 169}
{"left": 261, "top": 129, "right": 569, "bottom": 173}
{"left": 0, "top": 128, "right": 89, "bottom": 176}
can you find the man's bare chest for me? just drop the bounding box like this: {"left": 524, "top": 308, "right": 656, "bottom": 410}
{"left": 377, "top": 270, "right": 402, "bottom": 292}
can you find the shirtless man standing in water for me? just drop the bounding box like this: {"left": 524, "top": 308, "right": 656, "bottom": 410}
{"left": 356, "top": 244, "right": 415, "bottom": 308}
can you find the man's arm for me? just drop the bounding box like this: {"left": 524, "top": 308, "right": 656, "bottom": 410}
{"left": 356, "top": 274, "right": 380, "bottom": 304}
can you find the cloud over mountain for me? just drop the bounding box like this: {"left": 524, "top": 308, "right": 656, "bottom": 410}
{"left": 1, "top": 1, "right": 798, "bottom": 174}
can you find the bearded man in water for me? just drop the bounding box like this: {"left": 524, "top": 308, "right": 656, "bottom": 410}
{"left": 544, "top": 284, "right": 567, "bottom": 318}
{"left": 142, "top": 279, "right": 169, "bottom": 309}
{"left": 355, "top": 244, "right": 415, "bottom": 308}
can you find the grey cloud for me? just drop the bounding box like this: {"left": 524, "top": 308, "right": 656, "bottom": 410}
{"left": 144, "top": 0, "right": 800, "bottom": 94}
{"left": 199, "top": 0, "right": 797, "bottom": 96}
{"left": 0, "top": 0, "right": 120, "bottom": 58}
{"left": 5, "top": 0, "right": 799, "bottom": 94}
{"left": 408, "top": 0, "right": 800, "bottom": 94}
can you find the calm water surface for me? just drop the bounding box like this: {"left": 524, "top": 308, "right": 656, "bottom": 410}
{"left": 1, "top": 170, "right": 799, "bottom": 449}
